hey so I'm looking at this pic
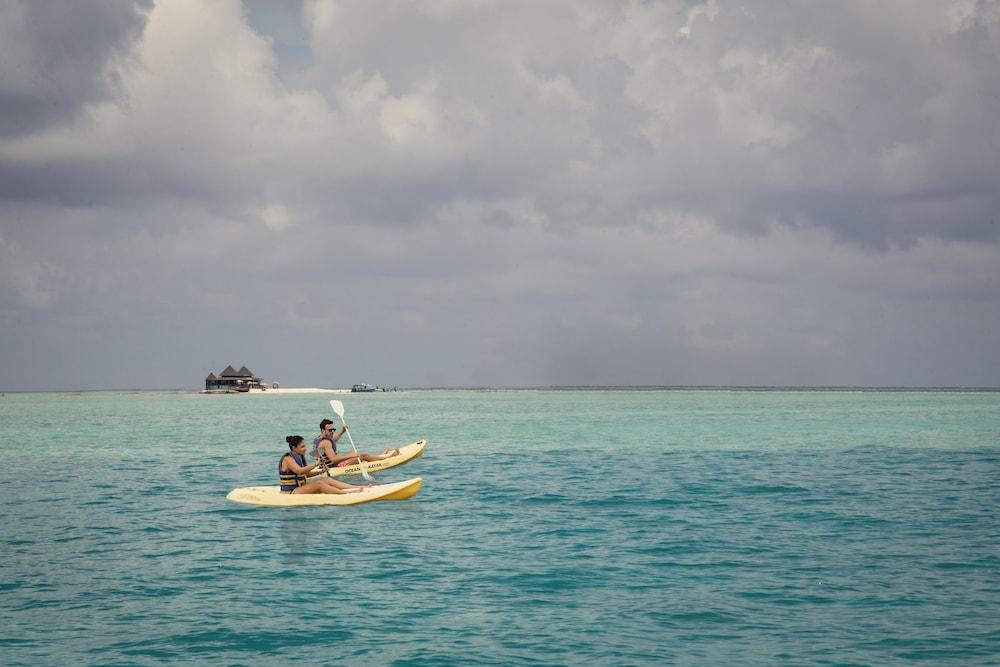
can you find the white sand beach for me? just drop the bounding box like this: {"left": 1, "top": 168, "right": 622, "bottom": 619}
{"left": 201, "top": 387, "right": 352, "bottom": 394}
{"left": 250, "top": 387, "right": 352, "bottom": 394}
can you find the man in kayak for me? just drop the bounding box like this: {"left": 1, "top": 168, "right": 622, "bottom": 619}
{"left": 312, "top": 419, "right": 400, "bottom": 471}
{"left": 280, "top": 435, "right": 366, "bottom": 494}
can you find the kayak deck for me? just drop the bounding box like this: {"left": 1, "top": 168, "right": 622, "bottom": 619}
{"left": 307, "top": 439, "right": 426, "bottom": 479}
{"left": 227, "top": 477, "right": 423, "bottom": 507}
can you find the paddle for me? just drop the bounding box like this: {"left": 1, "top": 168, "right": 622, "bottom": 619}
{"left": 330, "top": 399, "right": 372, "bottom": 481}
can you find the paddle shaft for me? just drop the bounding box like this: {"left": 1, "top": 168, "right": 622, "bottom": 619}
{"left": 330, "top": 399, "right": 372, "bottom": 480}
{"left": 339, "top": 420, "right": 371, "bottom": 480}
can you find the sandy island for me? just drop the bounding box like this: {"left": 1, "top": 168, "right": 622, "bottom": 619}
{"left": 201, "top": 387, "right": 353, "bottom": 394}
{"left": 250, "top": 387, "right": 353, "bottom": 394}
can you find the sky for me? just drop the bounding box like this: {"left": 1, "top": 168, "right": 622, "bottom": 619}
{"left": 1, "top": 0, "right": 999, "bottom": 391}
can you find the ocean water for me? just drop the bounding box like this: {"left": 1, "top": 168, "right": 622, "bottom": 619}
{"left": 1, "top": 388, "right": 998, "bottom": 665}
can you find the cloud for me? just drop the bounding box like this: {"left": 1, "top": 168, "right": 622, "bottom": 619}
{"left": 8, "top": 0, "right": 995, "bottom": 245}
{"left": 0, "top": 0, "right": 148, "bottom": 138}
{"left": 1, "top": 0, "right": 999, "bottom": 390}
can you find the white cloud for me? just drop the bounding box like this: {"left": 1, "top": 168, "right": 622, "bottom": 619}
{"left": 378, "top": 81, "right": 445, "bottom": 147}
{"left": 257, "top": 204, "right": 296, "bottom": 231}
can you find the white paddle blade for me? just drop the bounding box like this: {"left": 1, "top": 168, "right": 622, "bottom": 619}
{"left": 329, "top": 399, "right": 345, "bottom": 419}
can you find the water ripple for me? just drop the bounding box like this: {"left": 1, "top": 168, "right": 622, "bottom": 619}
{"left": 1, "top": 389, "right": 998, "bottom": 665}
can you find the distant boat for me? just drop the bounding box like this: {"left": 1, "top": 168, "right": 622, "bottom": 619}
{"left": 351, "top": 383, "right": 378, "bottom": 392}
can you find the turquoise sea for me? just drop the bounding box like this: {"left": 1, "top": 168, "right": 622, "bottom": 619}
{"left": 1, "top": 389, "right": 998, "bottom": 665}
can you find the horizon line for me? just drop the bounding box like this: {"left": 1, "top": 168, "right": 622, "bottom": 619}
{"left": 3, "top": 384, "right": 1000, "bottom": 394}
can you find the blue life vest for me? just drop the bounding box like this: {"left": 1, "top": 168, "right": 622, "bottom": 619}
{"left": 279, "top": 451, "right": 307, "bottom": 491}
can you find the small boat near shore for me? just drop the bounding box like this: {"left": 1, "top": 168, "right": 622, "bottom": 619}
{"left": 351, "top": 383, "right": 402, "bottom": 392}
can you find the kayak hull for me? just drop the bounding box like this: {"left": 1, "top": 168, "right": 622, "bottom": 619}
{"left": 307, "top": 439, "right": 426, "bottom": 479}
{"left": 226, "top": 477, "right": 423, "bottom": 507}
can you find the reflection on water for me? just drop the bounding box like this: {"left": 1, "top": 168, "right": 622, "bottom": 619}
{"left": 278, "top": 513, "right": 316, "bottom": 566}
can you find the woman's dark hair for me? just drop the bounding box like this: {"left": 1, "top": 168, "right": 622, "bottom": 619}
{"left": 286, "top": 435, "right": 304, "bottom": 450}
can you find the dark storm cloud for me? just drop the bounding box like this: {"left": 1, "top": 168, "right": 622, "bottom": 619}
{"left": 0, "top": 0, "right": 148, "bottom": 138}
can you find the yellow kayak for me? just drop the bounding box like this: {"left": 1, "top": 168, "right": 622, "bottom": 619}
{"left": 306, "top": 439, "right": 426, "bottom": 479}
{"left": 226, "top": 477, "right": 423, "bottom": 507}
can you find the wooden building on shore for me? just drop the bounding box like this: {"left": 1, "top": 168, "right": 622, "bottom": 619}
{"left": 204, "top": 365, "right": 265, "bottom": 392}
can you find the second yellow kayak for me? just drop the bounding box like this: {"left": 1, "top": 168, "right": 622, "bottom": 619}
{"left": 307, "top": 439, "right": 426, "bottom": 479}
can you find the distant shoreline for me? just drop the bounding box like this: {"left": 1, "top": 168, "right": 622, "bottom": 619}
{"left": 200, "top": 387, "right": 353, "bottom": 395}
{"left": 2, "top": 385, "right": 999, "bottom": 394}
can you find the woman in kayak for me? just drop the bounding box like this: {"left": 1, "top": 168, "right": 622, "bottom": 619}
{"left": 312, "top": 419, "right": 399, "bottom": 470}
{"left": 280, "top": 435, "right": 366, "bottom": 495}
